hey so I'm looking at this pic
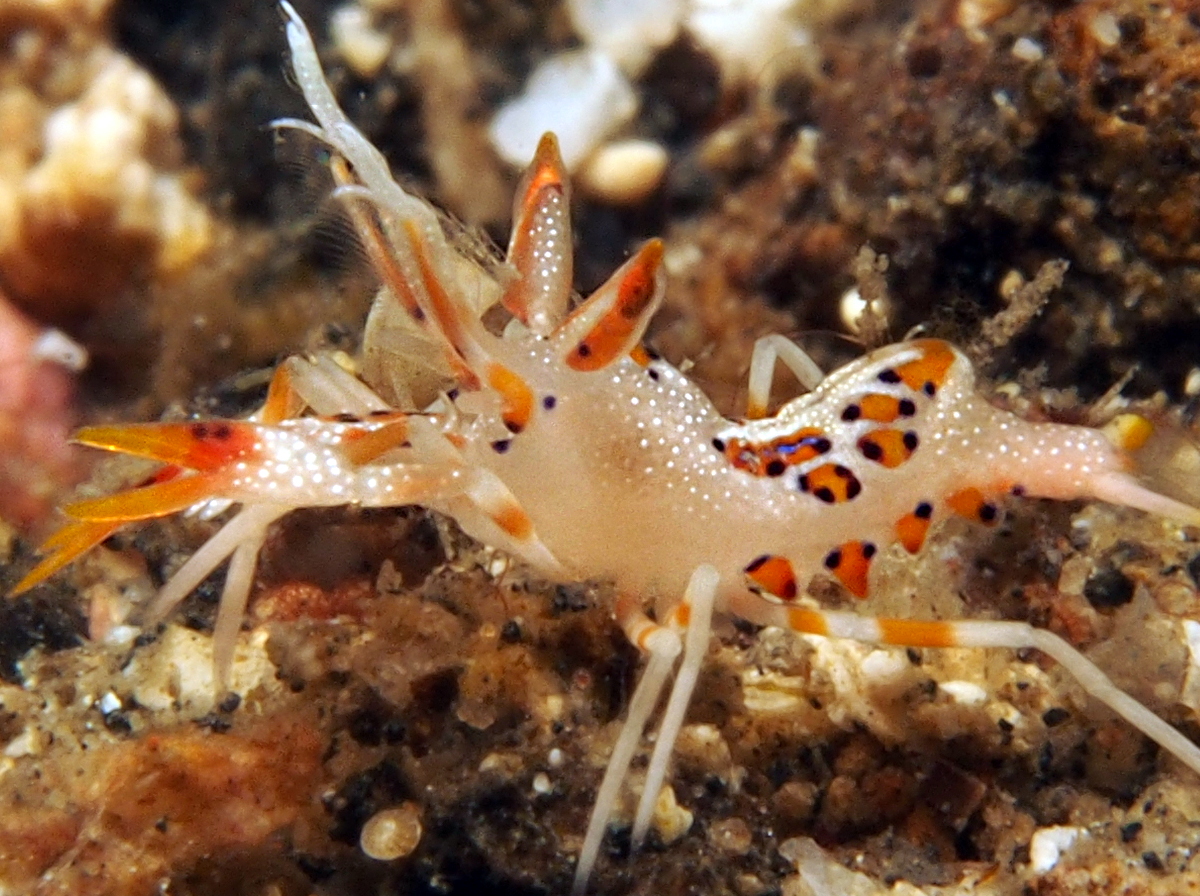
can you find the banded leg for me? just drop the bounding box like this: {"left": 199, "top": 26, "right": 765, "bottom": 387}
{"left": 745, "top": 334, "right": 825, "bottom": 419}
{"left": 726, "top": 591, "right": 1200, "bottom": 779}
{"left": 630, "top": 565, "right": 719, "bottom": 849}
{"left": 573, "top": 565, "right": 719, "bottom": 896}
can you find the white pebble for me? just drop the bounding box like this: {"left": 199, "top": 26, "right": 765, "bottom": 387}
{"left": 1010, "top": 37, "right": 1044, "bottom": 62}
{"left": 940, "top": 680, "right": 988, "bottom": 706}
{"left": 859, "top": 649, "right": 907, "bottom": 684}
{"left": 330, "top": 4, "right": 393, "bottom": 79}
{"left": 532, "top": 772, "right": 553, "bottom": 794}
{"left": 1089, "top": 12, "right": 1120, "bottom": 48}
{"left": 577, "top": 138, "right": 668, "bottom": 205}
{"left": 489, "top": 49, "right": 638, "bottom": 171}
{"left": 687, "top": 0, "right": 811, "bottom": 85}
{"left": 956, "top": 0, "right": 1016, "bottom": 29}
{"left": 567, "top": 0, "right": 685, "bottom": 73}
{"left": 1029, "top": 826, "right": 1083, "bottom": 874}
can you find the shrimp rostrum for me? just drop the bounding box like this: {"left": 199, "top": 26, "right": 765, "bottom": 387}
{"left": 13, "top": 3, "right": 1200, "bottom": 892}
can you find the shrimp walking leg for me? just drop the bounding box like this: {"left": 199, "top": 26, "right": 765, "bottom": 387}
{"left": 745, "top": 334, "right": 826, "bottom": 418}
{"left": 573, "top": 565, "right": 719, "bottom": 896}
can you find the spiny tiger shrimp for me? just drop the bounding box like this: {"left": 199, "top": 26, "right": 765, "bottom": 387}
{"left": 12, "top": 4, "right": 1200, "bottom": 893}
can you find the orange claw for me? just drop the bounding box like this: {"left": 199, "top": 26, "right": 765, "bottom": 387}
{"left": 10, "top": 518, "right": 123, "bottom": 595}
{"left": 12, "top": 463, "right": 191, "bottom": 595}
{"left": 75, "top": 421, "right": 261, "bottom": 471}
{"left": 64, "top": 472, "right": 226, "bottom": 522}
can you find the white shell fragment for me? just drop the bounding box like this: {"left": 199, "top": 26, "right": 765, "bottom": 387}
{"left": 577, "top": 138, "right": 669, "bottom": 205}
{"left": 566, "top": 0, "right": 686, "bottom": 72}
{"left": 687, "top": 0, "right": 812, "bottom": 84}
{"left": 488, "top": 49, "right": 638, "bottom": 171}
{"left": 1029, "top": 826, "right": 1083, "bottom": 874}
{"left": 330, "top": 3, "right": 392, "bottom": 79}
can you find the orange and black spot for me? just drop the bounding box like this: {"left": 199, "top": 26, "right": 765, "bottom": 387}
{"left": 895, "top": 500, "right": 933, "bottom": 553}
{"left": 946, "top": 487, "right": 999, "bottom": 525}
{"left": 486, "top": 363, "right": 535, "bottom": 434}
{"left": 848, "top": 393, "right": 918, "bottom": 424}
{"left": 190, "top": 422, "right": 233, "bottom": 441}
{"left": 893, "top": 339, "right": 956, "bottom": 397}
{"left": 171, "top": 421, "right": 259, "bottom": 468}
{"left": 744, "top": 554, "right": 798, "bottom": 601}
{"left": 823, "top": 540, "right": 876, "bottom": 598}
{"left": 857, "top": 429, "right": 918, "bottom": 468}
{"left": 567, "top": 240, "right": 663, "bottom": 371}
{"left": 723, "top": 428, "right": 831, "bottom": 477}
{"left": 798, "top": 463, "right": 862, "bottom": 503}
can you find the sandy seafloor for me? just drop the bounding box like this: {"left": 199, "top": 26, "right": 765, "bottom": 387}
{"left": 4, "top": 0, "right": 1200, "bottom": 894}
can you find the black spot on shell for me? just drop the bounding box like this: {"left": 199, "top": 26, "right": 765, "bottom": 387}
{"left": 898, "top": 398, "right": 916, "bottom": 416}
{"left": 814, "top": 486, "right": 836, "bottom": 503}
{"left": 915, "top": 501, "right": 933, "bottom": 519}
{"left": 491, "top": 440, "right": 511, "bottom": 454}
{"left": 823, "top": 549, "right": 841, "bottom": 569}
{"left": 542, "top": 395, "right": 557, "bottom": 410}
{"left": 923, "top": 382, "right": 937, "bottom": 397}
{"left": 797, "top": 474, "right": 810, "bottom": 492}
{"left": 878, "top": 369, "right": 901, "bottom": 384}
{"left": 862, "top": 542, "right": 877, "bottom": 558}
{"left": 979, "top": 502, "right": 998, "bottom": 523}
{"left": 903, "top": 431, "right": 919, "bottom": 451}
{"left": 647, "top": 369, "right": 660, "bottom": 381}
{"left": 745, "top": 555, "right": 769, "bottom": 573}
{"left": 845, "top": 477, "right": 862, "bottom": 500}
{"left": 712, "top": 438, "right": 726, "bottom": 452}
{"left": 841, "top": 404, "right": 861, "bottom": 421}
{"left": 765, "top": 459, "right": 786, "bottom": 477}
{"left": 576, "top": 344, "right": 592, "bottom": 358}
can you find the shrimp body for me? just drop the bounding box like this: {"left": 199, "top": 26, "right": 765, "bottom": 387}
{"left": 13, "top": 4, "right": 1200, "bottom": 893}
{"left": 465, "top": 334, "right": 1186, "bottom": 612}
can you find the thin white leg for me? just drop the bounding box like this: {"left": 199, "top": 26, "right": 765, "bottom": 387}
{"left": 745, "top": 334, "right": 824, "bottom": 418}
{"left": 631, "top": 565, "right": 719, "bottom": 849}
{"left": 572, "top": 599, "right": 683, "bottom": 896}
